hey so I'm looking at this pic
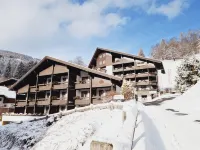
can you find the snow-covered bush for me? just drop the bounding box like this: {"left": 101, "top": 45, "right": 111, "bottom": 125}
{"left": 175, "top": 57, "right": 200, "bottom": 92}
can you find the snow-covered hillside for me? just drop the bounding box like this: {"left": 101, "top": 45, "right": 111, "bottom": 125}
{"left": 0, "top": 50, "right": 39, "bottom": 80}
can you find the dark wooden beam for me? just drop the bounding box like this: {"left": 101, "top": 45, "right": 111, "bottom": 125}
{"left": 48, "top": 64, "right": 55, "bottom": 114}
{"left": 33, "top": 74, "right": 39, "bottom": 114}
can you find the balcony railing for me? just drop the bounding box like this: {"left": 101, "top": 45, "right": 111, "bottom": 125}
{"left": 75, "top": 98, "right": 90, "bottom": 106}
{"left": 113, "top": 64, "right": 156, "bottom": 73}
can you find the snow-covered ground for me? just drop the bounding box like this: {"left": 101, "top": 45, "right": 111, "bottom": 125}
{"left": 133, "top": 81, "right": 200, "bottom": 150}
{"left": 0, "top": 101, "right": 137, "bottom": 150}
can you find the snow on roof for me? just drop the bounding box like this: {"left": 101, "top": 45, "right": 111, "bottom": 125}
{"left": 0, "top": 86, "right": 16, "bottom": 99}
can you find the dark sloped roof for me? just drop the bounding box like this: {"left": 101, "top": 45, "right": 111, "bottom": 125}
{"left": 88, "top": 47, "right": 164, "bottom": 70}
{"left": 10, "top": 56, "right": 122, "bottom": 90}
{"left": 0, "top": 78, "right": 17, "bottom": 86}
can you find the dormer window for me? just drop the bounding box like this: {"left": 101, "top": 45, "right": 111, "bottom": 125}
{"left": 61, "top": 76, "right": 68, "bottom": 83}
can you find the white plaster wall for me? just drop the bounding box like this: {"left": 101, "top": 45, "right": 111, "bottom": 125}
{"left": 105, "top": 65, "right": 113, "bottom": 75}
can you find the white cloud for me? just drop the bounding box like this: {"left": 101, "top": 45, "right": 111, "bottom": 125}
{"left": 148, "top": 0, "right": 189, "bottom": 19}
{"left": 0, "top": 0, "right": 190, "bottom": 61}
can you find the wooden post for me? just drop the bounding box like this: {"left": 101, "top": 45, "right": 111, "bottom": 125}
{"left": 121, "top": 55, "right": 124, "bottom": 79}
{"left": 33, "top": 74, "right": 39, "bottom": 114}
{"left": 47, "top": 64, "right": 55, "bottom": 114}
{"left": 89, "top": 75, "right": 93, "bottom": 104}
{"left": 24, "top": 84, "right": 30, "bottom": 114}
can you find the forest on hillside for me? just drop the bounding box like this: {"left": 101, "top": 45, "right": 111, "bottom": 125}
{"left": 150, "top": 30, "right": 200, "bottom": 60}
{"left": 0, "top": 50, "right": 39, "bottom": 80}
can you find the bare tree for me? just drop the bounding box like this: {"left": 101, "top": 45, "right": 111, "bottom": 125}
{"left": 69, "top": 56, "right": 86, "bottom": 66}
{"left": 150, "top": 30, "right": 200, "bottom": 60}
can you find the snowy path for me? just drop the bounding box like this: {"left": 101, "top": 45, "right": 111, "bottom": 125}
{"left": 32, "top": 109, "right": 122, "bottom": 150}
{"left": 133, "top": 102, "right": 200, "bottom": 150}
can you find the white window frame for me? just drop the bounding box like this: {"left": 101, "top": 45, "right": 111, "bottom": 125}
{"left": 60, "top": 90, "right": 67, "bottom": 100}
{"left": 46, "top": 77, "right": 51, "bottom": 84}
{"left": 61, "top": 76, "right": 68, "bottom": 83}
{"left": 0, "top": 97, "right": 4, "bottom": 101}
{"left": 45, "top": 91, "right": 50, "bottom": 100}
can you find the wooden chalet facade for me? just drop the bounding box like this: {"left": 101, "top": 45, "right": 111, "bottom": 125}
{"left": 10, "top": 56, "right": 122, "bottom": 115}
{"left": 89, "top": 47, "right": 165, "bottom": 100}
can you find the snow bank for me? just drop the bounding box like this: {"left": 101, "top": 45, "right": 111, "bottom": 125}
{"left": 83, "top": 100, "right": 138, "bottom": 150}
{"left": 32, "top": 109, "right": 123, "bottom": 150}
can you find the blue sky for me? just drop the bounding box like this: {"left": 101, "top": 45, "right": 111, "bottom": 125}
{"left": 0, "top": 0, "right": 199, "bottom": 64}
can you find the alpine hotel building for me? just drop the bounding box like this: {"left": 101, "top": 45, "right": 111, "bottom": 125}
{"left": 10, "top": 48, "right": 164, "bottom": 115}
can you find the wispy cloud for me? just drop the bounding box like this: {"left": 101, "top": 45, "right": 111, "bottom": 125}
{"left": 148, "top": 0, "right": 189, "bottom": 19}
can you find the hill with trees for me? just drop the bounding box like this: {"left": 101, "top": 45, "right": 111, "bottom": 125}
{"left": 0, "top": 50, "right": 39, "bottom": 80}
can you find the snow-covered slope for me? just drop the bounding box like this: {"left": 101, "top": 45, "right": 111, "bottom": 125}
{"left": 163, "top": 80, "right": 200, "bottom": 115}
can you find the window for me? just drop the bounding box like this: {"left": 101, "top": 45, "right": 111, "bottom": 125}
{"left": 61, "top": 76, "right": 68, "bottom": 83}
{"left": 0, "top": 97, "right": 3, "bottom": 101}
{"left": 99, "top": 90, "right": 104, "bottom": 97}
{"left": 81, "top": 91, "right": 88, "bottom": 97}
{"left": 46, "top": 77, "right": 51, "bottom": 84}
{"left": 99, "top": 54, "right": 102, "bottom": 58}
{"left": 103, "top": 60, "right": 105, "bottom": 64}
{"left": 99, "top": 61, "right": 102, "bottom": 65}
{"left": 82, "top": 77, "right": 89, "bottom": 84}
{"left": 46, "top": 91, "right": 50, "bottom": 99}
{"left": 60, "top": 90, "right": 67, "bottom": 100}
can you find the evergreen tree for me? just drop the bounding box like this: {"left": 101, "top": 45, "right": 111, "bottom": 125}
{"left": 175, "top": 57, "right": 200, "bottom": 92}
{"left": 4, "top": 61, "right": 12, "bottom": 78}
{"left": 138, "top": 48, "right": 145, "bottom": 57}
{"left": 14, "top": 62, "right": 26, "bottom": 79}
{"left": 26, "top": 61, "right": 37, "bottom": 72}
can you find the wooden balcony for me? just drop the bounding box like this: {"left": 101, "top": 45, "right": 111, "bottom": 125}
{"left": 16, "top": 101, "right": 26, "bottom": 107}
{"left": 53, "top": 83, "right": 68, "bottom": 90}
{"left": 37, "top": 99, "right": 50, "bottom": 105}
{"left": 93, "top": 99, "right": 103, "bottom": 105}
{"left": 75, "top": 98, "right": 90, "bottom": 106}
{"left": 136, "top": 90, "right": 157, "bottom": 95}
{"left": 38, "top": 84, "right": 51, "bottom": 91}
{"left": 125, "top": 73, "right": 157, "bottom": 79}
{"left": 113, "top": 65, "right": 156, "bottom": 73}
{"left": 28, "top": 101, "right": 35, "bottom": 106}
{"left": 30, "top": 86, "right": 36, "bottom": 92}
{"left": 52, "top": 100, "right": 67, "bottom": 105}
{"left": 136, "top": 81, "right": 157, "bottom": 86}
{"left": 75, "top": 83, "right": 90, "bottom": 89}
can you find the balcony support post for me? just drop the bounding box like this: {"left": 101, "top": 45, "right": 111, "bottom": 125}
{"left": 47, "top": 64, "right": 55, "bottom": 114}
{"left": 33, "top": 74, "right": 39, "bottom": 114}
{"left": 89, "top": 75, "right": 93, "bottom": 104}
{"left": 24, "top": 84, "right": 30, "bottom": 114}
